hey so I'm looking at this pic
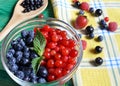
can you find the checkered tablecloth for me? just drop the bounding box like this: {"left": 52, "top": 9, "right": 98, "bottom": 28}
{"left": 51, "top": 0, "right": 120, "bottom": 86}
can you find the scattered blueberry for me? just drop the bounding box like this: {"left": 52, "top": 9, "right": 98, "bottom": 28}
{"left": 100, "top": 20, "right": 106, "bottom": 26}
{"left": 88, "top": 33, "right": 94, "bottom": 39}
{"left": 97, "top": 35, "right": 103, "bottom": 41}
{"left": 95, "top": 46, "right": 103, "bottom": 53}
{"left": 15, "top": 71, "right": 25, "bottom": 79}
{"left": 79, "top": 10, "right": 85, "bottom": 15}
{"left": 89, "top": 7, "right": 94, "bottom": 13}
{"left": 95, "top": 9, "right": 103, "bottom": 17}
{"left": 74, "top": 1, "right": 81, "bottom": 8}
{"left": 38, "top": 77, "right": 46, "bottom": 83}
{"left": 37, "top": 66, "right": 48, "bottom": 78}
{"left": 95, "top": 57, "right": 103, "bottom": 65}
{"left": 85, "top": 25, "right": 94, "bottom": 34}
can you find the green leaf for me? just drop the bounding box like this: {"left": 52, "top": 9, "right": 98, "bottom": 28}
{"left": 33, "top": 30, "right": 46, "bottom": 56}
{"left": 32, "top": 56, "right": 43, "bottom": 74}
{"left": 32, "top": 30, "right": 46, "bottom": 74}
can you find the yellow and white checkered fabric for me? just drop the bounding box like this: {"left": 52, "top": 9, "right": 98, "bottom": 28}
{"left": 51, "top": 0, "right": 120, "bottom": 86}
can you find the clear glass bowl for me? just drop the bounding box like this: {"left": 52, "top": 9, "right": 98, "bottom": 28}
{"left": 1, "top": 18, "right": 83, "bottom": 86}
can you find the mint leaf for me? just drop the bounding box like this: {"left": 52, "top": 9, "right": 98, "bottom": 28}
{"left": 33, "top": 30, "right": 46, "bottom": 56}
{"left": 32, "top": 56, "right": 43, "bottom": 74}
{"left": 32, "top": 30, "right": 46, "bottom": 74}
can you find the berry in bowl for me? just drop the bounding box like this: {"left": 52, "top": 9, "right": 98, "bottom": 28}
{"left": 1, "top": 18, "right": 83, "bottom": 86}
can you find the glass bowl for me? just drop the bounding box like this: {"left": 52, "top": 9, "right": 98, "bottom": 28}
{"left": 1, "top": 18, "right": 83, "bottom": 86}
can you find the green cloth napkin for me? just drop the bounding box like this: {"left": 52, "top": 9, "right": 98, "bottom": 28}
{"left": 0, "top": 0, "right": 73, "bottom": 86}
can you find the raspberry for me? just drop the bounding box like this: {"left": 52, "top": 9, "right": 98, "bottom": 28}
{"left": 108, "top": 22, "right": 118, "bottom": 32}
{"left": 80, "top": 2, "right": 89, "bottom": 11}
{"left": 81, "top": 40, "right": 87, "bottom": 50}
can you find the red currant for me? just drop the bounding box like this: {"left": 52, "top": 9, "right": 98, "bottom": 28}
{"left": 47, "top": 42, "right": 56, "bottom": 49}
{"left": 61, "top": 48, "right": 69, "bottom": 56}
{"left": 47, "top": 59, "right": 55, "bottom": 68}
{"left": 51, "top": 34, "right": 59, "bottom": 42}
{"left": 54, "top": 53, "right": 61, "bottom": 60}
{"left": 69, "top": 49, "right": 78, "bottom": 58}
{"left": 50, "top": 50, "right": 56, "bottom": 56}
{"left": 55, "top": 60, "right": 63, "bottom": 67}
{"left": 47, "top": 75, "right": 55, "bottom": 81}
{"left": 38, "top": 14, "right": 44, "bottom": 18}
{"left": 104, "top": 17, "right": 109, "bottom": 22}
{"left": 66, "top": 64, "right": 74, "bottom": 70}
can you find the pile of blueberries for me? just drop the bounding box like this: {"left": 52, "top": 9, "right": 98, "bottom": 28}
{"left": 21, "top": 0, "right": 43, "bottom": 13}
{"left": 6, "top": 30, "right": 48, "bottom": 83}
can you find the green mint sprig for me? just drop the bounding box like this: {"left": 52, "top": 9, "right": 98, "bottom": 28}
{"left": 32, "top": 30, "right": 46, "bottom": 74}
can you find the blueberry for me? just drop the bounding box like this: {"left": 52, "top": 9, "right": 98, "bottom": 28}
{"left": 97, "top": 35, "right": 103, "bottom": 41}
{"left": 99, "top": 20, "right": 108, "bottom": 30}
{"left": 100, "top": 20, "right": 106, "bottom": 26}
{"left": 15, "top": 51, "right": 23, "bottom": 63}
{"left": 79, "top": 10, "right": 84, "bottom": 15}
{"left": 88, "top": 33, "right": 94, "bottom": 39}
{"left": 6, "top": 51, "right": 13, "bottom": 60}
{"left": 30, "top": 5, "right": 35, "bottom": 10}
{"left": 38, "top": 77, "right": 46, "bottom": 83}
{"left": 15, "top": 71, "right": 25, "bottom": 79}
{"left": 8, "top": 48, "right": 15, "bottom": 55}
{"left": 9, "top": 57, "right": 16, "bottom": 64}
{"left": 14, "top": 43, "right": 23, "bottom": 51}
{"left": 15, "top": 51, "right": 23, "bottom": 58}
{"left": 30, "top": 72, "right": 37, "bottom": 79}
{"left": 30, "top": 51, "right": 38, "bottom": 59}
{"left": 31, "top": 78, "right": 37, "bottom": 83}
{"left": 95, "top": 9, "right": 103, "bottom": 17}
{"left": 85, "top": 26, "right": 94, "bottom": 34}
{"left": 95, "top": 46, "right": 103, "bottom": 53}
{"left": 20, "top": 58, "right": 30, "bottom": 65}
{"left": 28, "top": 30, "right": 34, "bottom": 38}
{"left": 21, "top": 30, "right": 28, "bottom": 38}
{"left": 8, "top": 63, "right": 18, "bottom": 73}
{"left": 25, "top": 0, "right": 30, "bottom": 4}
{"left": 89, "top": 7, "right": 94, "bottom": 13}
{"left": 23, "top": 46, "right": 29, "bottom": 52}
{"left": 23, "top": 51, "right": 30, "bottom": 58}
{"left": 26, "top": 37, "right": 33, "bottom": 45}
{"left": 37, "top": 66, "right": 48, "bottom": 78}
{"left": 24, "top": 76, "right": 31, "bottom": 82}
{"left": 95, "top": 57, "right": 103, "bottom": 65}
{"left": 11, "top": 40, "right": 18, "bottom": 47}
{"left": 22, "top": 67, "right": 32, "bottom": 76}
{"left": 74, "top": 1, "right": 80, "bottom": 8}
{"left": 30, "top": 0, "right": 35, "bottom": 5}
{"left": 19, "top": 39, "right": 25, "bottom": 47}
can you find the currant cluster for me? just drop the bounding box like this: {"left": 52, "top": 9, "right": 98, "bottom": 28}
{"left": 34, "top": 25, "right": 78, "bottom": 81}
